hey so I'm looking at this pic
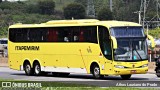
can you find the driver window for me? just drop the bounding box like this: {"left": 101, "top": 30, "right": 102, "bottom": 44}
{"left": 99, "top": 26, "right": 112, "bottom": 60}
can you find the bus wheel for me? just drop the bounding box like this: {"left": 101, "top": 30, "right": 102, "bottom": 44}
{"left": 121, "top": 75, "right": 131, "bottom": 80}
{"left": 156, "top": 69, "right": 160, "bottom": 77}
{"left": 92, "top": 65, "right": 103, "bottom": 79}
{"left": 33, "top": 62, "right": 42, "bottom": 76}
{"left": 24, "top": 62, "right": 33, "bottom": 76}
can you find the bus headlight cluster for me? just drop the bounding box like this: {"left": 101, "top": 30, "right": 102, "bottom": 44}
{"left": 141, "top": 64, "right": 148, "bottom": 68}
{"left": 114, "top": 65, "right": 125, "bottom": 69}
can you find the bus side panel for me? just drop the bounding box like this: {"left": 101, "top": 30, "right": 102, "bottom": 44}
{"left": 77, "top": 43, "right": 106, "bottom": 74}
{"left": 9, "top": 42, "right": 107, "bottom": 74}
{"left": 41, "top": 43, "right": 85, "bottom": 68}
{"left": 9, "top": 54, "right": 22, "bottom": 70}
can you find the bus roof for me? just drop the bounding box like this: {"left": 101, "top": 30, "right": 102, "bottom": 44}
{"left": 9, "top": 19, "right": 141, "bottom": 28}
{"left": 100, "top": 21, "right": 141, "bottom": 27}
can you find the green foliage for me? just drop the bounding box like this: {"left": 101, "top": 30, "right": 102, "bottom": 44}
{"left": 74, "top": 0, "right": 87, "bottom": 7}
{"left": 26, "top": 3, "right": 39, "bottom": 14}
{"left": 0, "top": 1, "right": 60, "bottom": 38}
{"left": 148, "top": 27, "right": 160, "bottom": 38}
{"left": 97, "top": 7, "right": 113, "bottom": 20}
{"left": 0, "top": 1, "right": 26, "bottom": 13}
{"left": 0, "top": 0, "right": 159, "bottom": 38}
{"left": 37, "top": 0, "right": 55, "bottom": 15}
{"left": 113, "top": 0, "right": 141, "bottom": 22}
{"left": 63, "top": 3, "right": 85, "bottom": 19}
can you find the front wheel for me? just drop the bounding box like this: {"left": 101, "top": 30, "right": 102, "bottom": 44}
{"left": 121, "top": 75, "right": 131, "bottom": 80}
{"left": 156, "top": 68, "right": 160, "bottom": 77}
{"left": 92, "top": 65, "right": 104, "bottom": 79}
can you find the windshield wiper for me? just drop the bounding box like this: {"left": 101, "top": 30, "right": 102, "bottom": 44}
{"left": 133, "top": 49, "right": 142, "bottom": 60}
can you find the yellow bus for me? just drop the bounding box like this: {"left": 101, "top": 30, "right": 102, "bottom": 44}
{"left": 8, "top": 19, "right": 155, "bottom": 79}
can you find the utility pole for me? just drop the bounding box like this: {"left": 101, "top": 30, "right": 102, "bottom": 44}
{"left": 109, "top": 0, "right": 113, "bottom": 12}
{"left": 87, "top": 0, "right": 95, "bottom": 18}
{"left": 143, "top": 0, "right": 146, "bottom": 29}
{"left": 134, "top": 11, "right": 142, "bottom": 24}
{"left": 140, "top": 0, "right": 160, "bottom": 28}
{"left": 156, "top": 0, "right": 160, "bottom": 26}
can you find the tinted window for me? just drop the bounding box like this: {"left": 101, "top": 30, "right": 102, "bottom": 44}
{"left": 9, "top": 26, "right": 98, "bottom": 43}
{"left": 99, "top": 26, "right": 112, "bottom": 60}
{"left": 110, "top": 27, "right": 145, "bottom": 38}
{"left": 0, "top": 40, "right": 7, "bottom": 44}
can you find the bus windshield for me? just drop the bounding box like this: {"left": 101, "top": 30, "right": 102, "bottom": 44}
{"left": 114, "top": 38, "right": 147, "bottom": 61}
{"left": 110, "top": 27, "right": 147, "bottom": 61}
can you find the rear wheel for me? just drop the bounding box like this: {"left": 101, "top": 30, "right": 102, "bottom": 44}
{"left": 156, "top": 68, "right": 160, "bottom": 77}
{"left": 92, "top": 64, "right": 104, "bottom": 79}
{"left": 121, "top": 75, "right": 131, "bottom": 80}
{"left": 24, "top": 62, "right": 33, "bottom": 76}
{"left": 33, "top": 62, "right": 42, "bottom": 76}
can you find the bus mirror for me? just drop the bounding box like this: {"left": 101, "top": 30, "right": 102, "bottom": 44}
{"left": 111, "top": 36, "right": 117, "bottom": 49}
{"left": 147, "top": 35, "right": 155, "bottom": 48}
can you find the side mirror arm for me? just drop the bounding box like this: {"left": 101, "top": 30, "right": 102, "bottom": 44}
{"left": 111, "top": 36, "right": 117, "bottom": 49}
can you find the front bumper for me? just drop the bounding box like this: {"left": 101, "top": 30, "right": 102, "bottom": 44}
{"left": 113, "top": 67, "right": 148, "bottom": 75}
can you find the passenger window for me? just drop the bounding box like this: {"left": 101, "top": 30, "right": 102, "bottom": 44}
{"left": 9, "top": 26, "right": 98, "bottom": 43}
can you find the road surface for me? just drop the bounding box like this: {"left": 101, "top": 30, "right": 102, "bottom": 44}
{"left": 0, "top": 67, "right": 159, "bottom": 87}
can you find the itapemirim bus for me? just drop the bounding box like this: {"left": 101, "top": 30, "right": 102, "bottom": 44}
{"left": 8, "top": 19, "right": 155, "bottom": 79}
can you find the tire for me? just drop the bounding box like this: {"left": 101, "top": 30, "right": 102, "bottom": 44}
{"left": 92, "top": 64, "right": 103, "bottom": 79}
{"left": 24, "top": 62, "right": 33, "bottom": 76}
{"left": 156, "top": 68, "right": 160, "bottom": 77}
{"left": 33, "top": 62, "right": 42, "bottom": 76}
{"left": 121, "top": 75, "right": 131, "bottom": 80}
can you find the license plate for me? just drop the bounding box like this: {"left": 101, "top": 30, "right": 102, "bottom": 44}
{"left": 131, "top": 70, "right": 137, "bottom": 73}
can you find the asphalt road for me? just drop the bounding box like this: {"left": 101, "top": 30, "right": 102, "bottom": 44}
{"left": 0, "top": 67, "right": 160, "bottom": 87}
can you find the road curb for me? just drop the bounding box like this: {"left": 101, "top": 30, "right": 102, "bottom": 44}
{"left": 147, "top": 72, "right": 155, "bottom": 74}
{"left": 0, "top": 66, "right": 8, "bottom": 67}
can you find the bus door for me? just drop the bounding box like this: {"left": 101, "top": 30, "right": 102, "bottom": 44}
{"left": 99, "top": 26, "right": 113, "bottom": 74}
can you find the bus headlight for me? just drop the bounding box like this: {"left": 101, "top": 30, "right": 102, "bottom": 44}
{"left": 141, "top": 64, "right": 148, "bottom": 68}
{"left": 114, "top": 65, "right": 125, "bottom": 69}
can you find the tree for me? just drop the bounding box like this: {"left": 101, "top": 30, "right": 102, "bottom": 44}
{"left": 74, "top": 0, "right": 87, "bottom": 7}
{"left": 0, "top": 0, "right": 2, "bottom": 3}
{"left": 63, "top": 3, "right": 86, "bottom": 19}
{"left": 97, "top": 7, "right": 113, "bottom": 20}
{"left": 26, "top": 4, "right": 39, "bottom": 14}
{"left": 37, "top": 0, "right": 55, "bottom": 15}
